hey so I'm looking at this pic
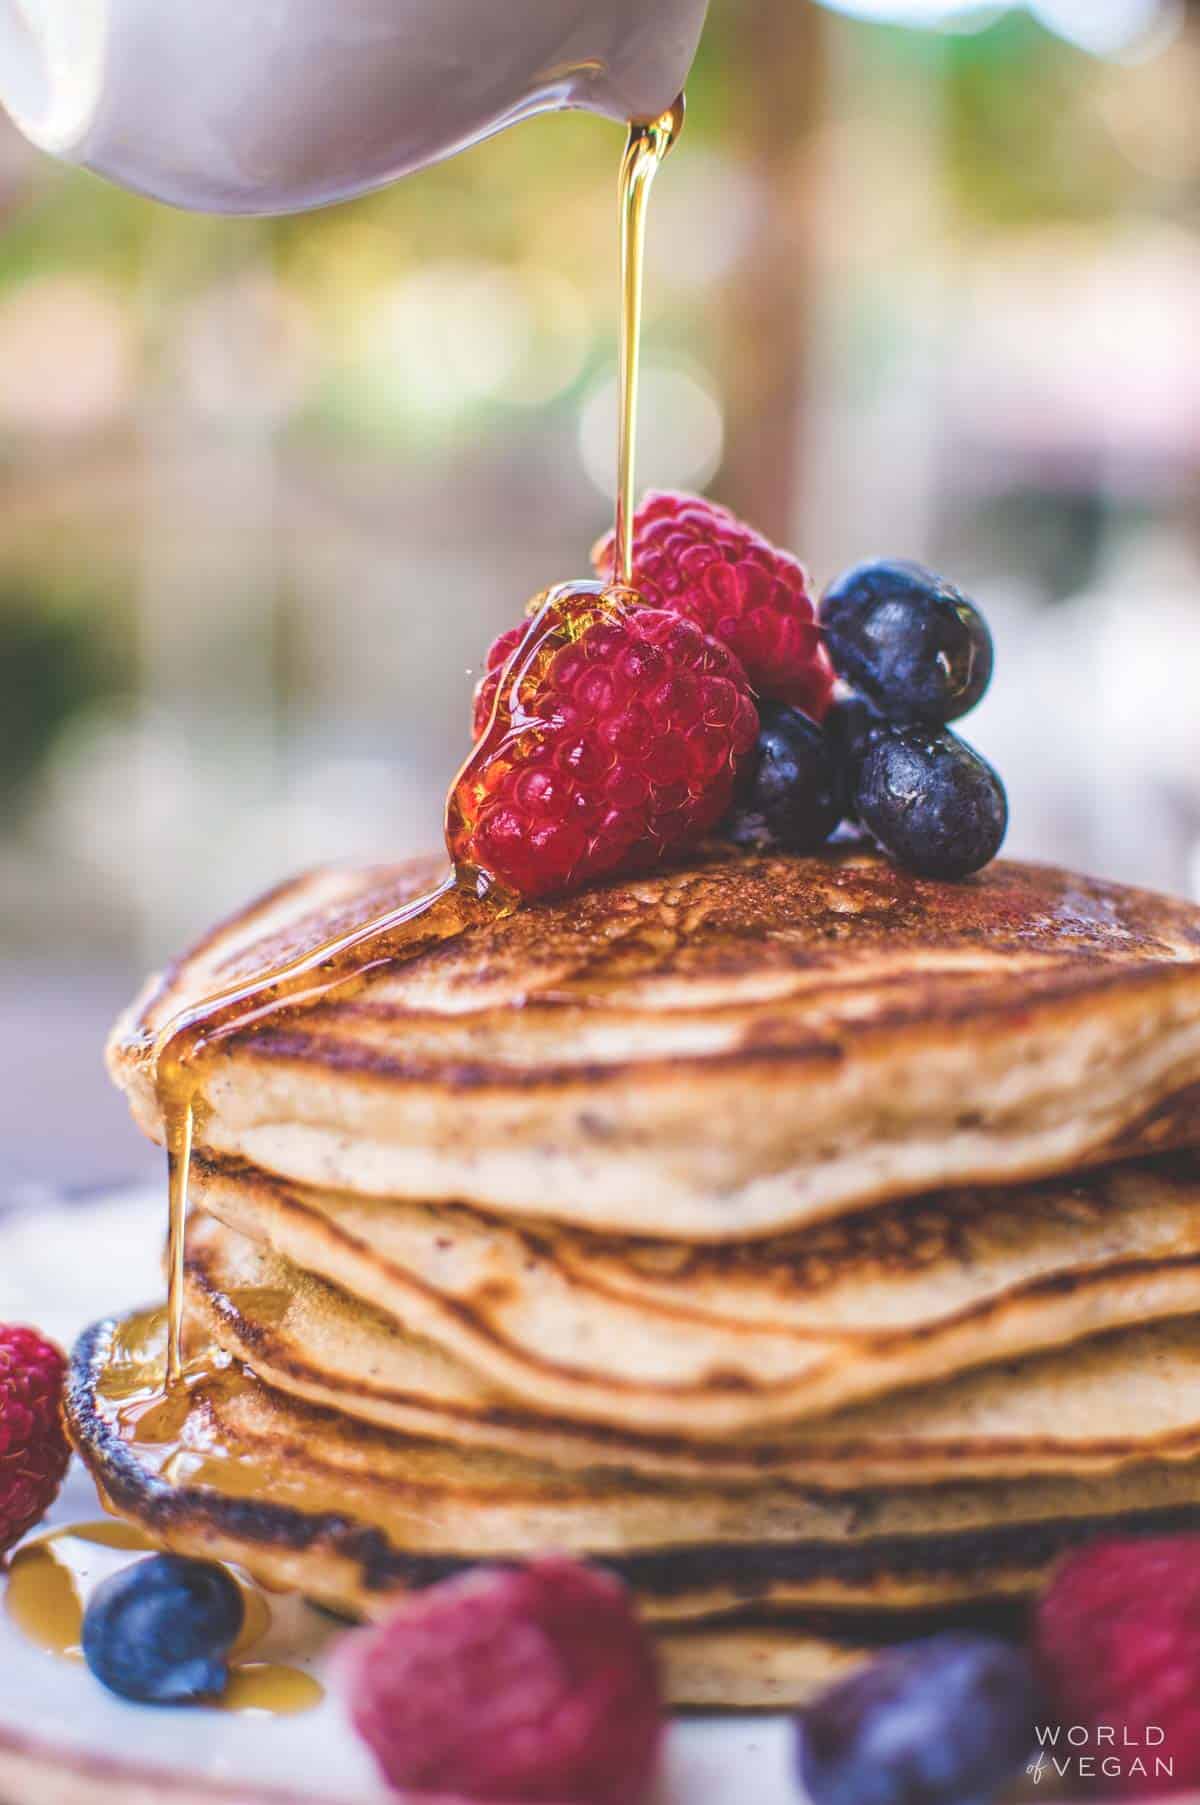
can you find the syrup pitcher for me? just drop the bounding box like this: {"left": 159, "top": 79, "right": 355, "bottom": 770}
{"left": 0, "top": 0, "right": 709, "bottom": 212}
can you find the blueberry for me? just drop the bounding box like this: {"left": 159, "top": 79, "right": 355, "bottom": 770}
{"left": 821, "top": 561, "right": 993, "bottom": 725}
{"left": 853, "top": 722, "right": 1007, "bottom": 879}
{"left": 82, "top": 1554, "right": 244, "bottom": 1704}
{"left": 795, "top": 1633, "right": 1036, "bottom": 1805}
{"left": 725, "top": 702, "right": 843, "bottom": 853}
{"left": 824, "top": 693, "right": 882, "bottom": 801}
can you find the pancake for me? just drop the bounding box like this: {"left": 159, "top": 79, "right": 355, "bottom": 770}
{"left": 67, "top": 1311, "right": 1200, "bottom": 1625}
{"left": 191, "top": 1149, "right": 1200, "bottom": 1436}
{"left": 660, "top": 1616, "right": 868, "bottom": 1709}
{"left": 183, "top": 1210, "right": 1200, "bottom": 1488}
{"left": 108, "top": 848, "right": 1200, "bottom": 1241}
{"left": 658, "top": 1603, "right": 1028, "bottom": 1709}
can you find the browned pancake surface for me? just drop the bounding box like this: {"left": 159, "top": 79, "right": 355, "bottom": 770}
{"left": 109, "top": 848, "right": 1200, "bottom": 1237}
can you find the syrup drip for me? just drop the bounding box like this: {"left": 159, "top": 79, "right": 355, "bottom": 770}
{"left": 615, "top": 95, "right": 685, "bottom": 584}
{"left": 154, "top": 870, "right": 484, "bottom": 1388}
{"left": 2, "top": 1522, "right": 317, "bottom": 1715}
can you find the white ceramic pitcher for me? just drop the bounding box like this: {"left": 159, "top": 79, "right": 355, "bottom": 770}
{"left": 0, "top": 0, "right": 709, "bottom": 214}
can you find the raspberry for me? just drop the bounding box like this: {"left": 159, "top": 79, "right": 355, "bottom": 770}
{"left": 450, "top": 583, "right": 758, "bottom": 899}
{"left": 1034, "top": 1537, "right": 1200, "bottom": 1797}
{"left": 342, "top": 1558, "right": 664, "bottom": 1803}
{"left": 0, "top": 1324, "right": 68, "bottom": 1557}
{"left": 473, "top": 624, "right": 525, "bottom": 739}
{"left": 592, "top": 490, "right": 834, "bottom": 718}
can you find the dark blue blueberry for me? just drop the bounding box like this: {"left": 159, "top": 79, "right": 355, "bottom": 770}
{"left": 82, "top": 1554, "right": 244, "bottom": 1704}
{"left": 853, "top": 723, "right": 1007, "bottom": 879}
{"left": 821, "top": 561, "right": 993, "bottom": 725}
{"left": 824, "top": 693, "right": 882, "bottom": 807}
{"left": 725, "top": 702, "right": 843, "bottom": 854}
{"left": 795, "top": 1633, "right": 1036, "bottom": 1805}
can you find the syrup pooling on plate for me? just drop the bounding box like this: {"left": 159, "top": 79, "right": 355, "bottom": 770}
{"left": 2, "top": 1520, "right": 317, "bottom": 1714}
{"left": 220, "top": 1663, "right": 325, "bottom": 1717}
{"left": 5, "top": 1523, "right": 156, "bottom": 1659}
{"left": 5, "top": 1523, "right": 270, "bottom": 1660}
{"left": 149, "top": 98, "right": 685, "bottom": 1392}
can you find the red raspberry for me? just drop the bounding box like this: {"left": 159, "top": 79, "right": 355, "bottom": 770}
{"left": 342, "top": 1558, "right": 664, "bottom": 1803}
{"left": 1034, "top": 1537, "right": 1200, "bottom": 1797}
{"left": 0, "top": 1325, "right": 68, "bottom": 1556}
{"left": 592, "top": 490, "right": 834, "bottom": 718}
{"left": 473, "top": 623, "right": 526, "bottom": 739}
{"left": 450, "top": 584, "right": 758, "bottom": 899}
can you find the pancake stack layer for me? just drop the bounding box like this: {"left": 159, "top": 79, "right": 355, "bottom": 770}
{"left": 69, "top": 847, "right": 1200, "bottom": 1706}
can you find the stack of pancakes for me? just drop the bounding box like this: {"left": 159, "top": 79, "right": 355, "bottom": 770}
{"left": 69, "top": 847, "right": 1200, "bottom": 1707}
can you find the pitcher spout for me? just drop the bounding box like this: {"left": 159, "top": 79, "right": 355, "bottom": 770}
{"left": 0, "top": 0, "right": 710, "bottom": 216}
{"left": 0, "top": 0, "right": 105, "bottom": 155}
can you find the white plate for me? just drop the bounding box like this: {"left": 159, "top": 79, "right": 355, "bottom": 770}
{"left": 0, "top": 1188, "right": 798, "bottom": 1804}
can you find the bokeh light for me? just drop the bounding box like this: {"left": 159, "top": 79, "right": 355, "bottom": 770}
{"left": 334, "top": 259, "right": 591, "bottom": 434}
{"left": 577, "top": 364, "right": 725, "bottom": 500}
{"left": 172, "top": 272, "right": 317, "bottom": 428}
{"left": 817, "top": 0, "right": 1170, "bottom": 54}
{"left": 0, "top": 275, "right": 129, "bottom": 435}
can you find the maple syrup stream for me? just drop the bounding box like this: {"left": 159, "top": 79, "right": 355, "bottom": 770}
{"left": 151, "top": 97, "right": 684, "bottom": 1394}
{"left": 615, "top": 95, "right": 685, "bottom": 585}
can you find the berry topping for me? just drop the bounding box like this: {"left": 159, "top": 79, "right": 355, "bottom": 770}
{"left": 795, "top": 1633, "right": 1036, "bottom": 1805}
{"left": 342, "top": 1557, "right": 663, "bottom": 1803}
{"left": 82, "top": 1554, "right": 245, "bottom": 1704}
{"left": 851, "top": 720, "right": 1008, "bottom": 880}
{"left": 591, "top": 490, "right": 834, "bottom": 718}
{"left": 824, "top": 691, "right": 881, "bottom": 774}
{"left": 450, "top": 583, "right": 759, "bottom": 899}
{"left": 725, "top": 701, "right": 844, "bottom": 854}
{"left": 1035, "top": 1537, "right": 1200, "bottom": 1798}
{"left": 821, "top": 559, "right": 994, "bottom": 725}
{"left": 0, "top": 1324, "right": 68, "bottom": 1556}
{"left": 473, "top": 624, "right": 527, "bottom": 739}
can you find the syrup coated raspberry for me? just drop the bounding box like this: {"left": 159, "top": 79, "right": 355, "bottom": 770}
{"left": 591, "top": 490, "right": 834, "bottom": 717}
{"left": 451, "top": 585, "right": 758, "bottom": 899}
{"left": 0, "top": 1324, "right": 68, "bottom": 1556}
{"left": 342, "top": 1558, "right": 664, "bottom": 1803}
{"left": 473, "top": 624, "right": 526, "bottom": 739}
{"left": 1035, "top": 1538, "right": 1200, "bottom": 1796}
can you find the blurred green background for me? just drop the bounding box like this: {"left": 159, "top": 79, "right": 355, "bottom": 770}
{"left": 2, "top": 0, "right": 1198, "bottom": 1193}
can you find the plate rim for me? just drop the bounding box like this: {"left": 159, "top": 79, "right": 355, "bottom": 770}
{"left": 0, "top": 1722, "right": 367, "bottom": 1805}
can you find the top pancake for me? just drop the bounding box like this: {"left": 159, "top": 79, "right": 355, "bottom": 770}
{"left": 108, "top": 846, "right": 1200, "bottom": 1239}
